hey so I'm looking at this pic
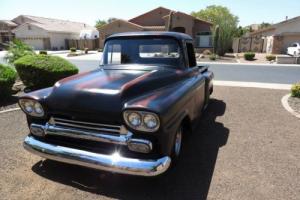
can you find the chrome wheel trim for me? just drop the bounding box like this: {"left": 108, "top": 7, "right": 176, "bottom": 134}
{"left": 174, "top": 127, "right": 182, "bottom": 156}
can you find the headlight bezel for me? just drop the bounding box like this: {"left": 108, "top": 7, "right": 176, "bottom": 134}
{"left": 19, "top": 99, "right": 45, "bottom": 117}
{"left": 123, "top": 110, "right": 160, "bottom": 132}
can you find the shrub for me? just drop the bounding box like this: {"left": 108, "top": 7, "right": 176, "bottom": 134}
{"left": 0, "top": 64, "right": 17, "bottom": 98}
{"left": 291, "top": 83, "right": 300, "bottom": 98}
{"left": 14, "top": 55, "right": 78, "bottom": 89}
{"left": 39, "top": 50, "right": 47, "bottom": 55}
{"left": 209, "top": 54, "right": 217, "bottom": 60}
{"left": 4, "top": 39, "right": 35, "bottom": 64}
{"left": 70, "top": 47, "right": 76, "bottom": 52}
{"left": 244, "top": 52, "right": 255, "bottom": 60}
{"left": 97, "top": 48, "right": 103, "bottom": 52}
{"left": 84, "top": 48, "right": 89, "bottom": 54}
{"left": 266, "top": 54, "right": 276, "bottom": 61}
{"left": 203, "top": 49, "right": 212, "bottom": 55}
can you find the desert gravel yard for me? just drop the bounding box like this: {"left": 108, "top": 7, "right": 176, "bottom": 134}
{"left": 0, "top": 86, "right": 299, "bottom": 200}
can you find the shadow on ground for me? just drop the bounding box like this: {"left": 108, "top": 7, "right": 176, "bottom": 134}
{"left": 32, "top": 99, "right": 229, "bottom": 200}
{"left": 0, "top": 95, "right": 18, "bottom": 108}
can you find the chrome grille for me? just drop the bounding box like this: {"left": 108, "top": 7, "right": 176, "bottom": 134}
{"left": 50, "top": 117, "right": 126, "bottom": 134}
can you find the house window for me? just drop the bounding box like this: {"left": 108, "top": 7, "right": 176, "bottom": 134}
{"left": 196, "top": 32, "right": 212, "bottom": 48}
{"left": 28, "top": 25, "right": 32, "bottom": 30}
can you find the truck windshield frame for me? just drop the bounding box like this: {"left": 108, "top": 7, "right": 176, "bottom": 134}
{"left": 101, "top": 38, "right": 185, "bottom": 68}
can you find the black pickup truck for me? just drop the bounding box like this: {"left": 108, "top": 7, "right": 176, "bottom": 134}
{"left": 19, "top": 32, "right": 214, "bottom": 176}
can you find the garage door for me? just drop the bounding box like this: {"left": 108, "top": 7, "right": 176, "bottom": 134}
{"left": 23, "top": 38, "right": 44, "bottom": 50}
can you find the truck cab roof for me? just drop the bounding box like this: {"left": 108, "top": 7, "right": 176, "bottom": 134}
{"left": 105, "top": 31, "right": 193, "bottom": 42}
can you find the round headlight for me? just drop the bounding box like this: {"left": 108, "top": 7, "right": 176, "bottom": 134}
{"left": 19, "top": 99, "right": 45, "bottom": 117}
{"left": 34, "top": 102, "right": 44, "bottom": 115}
{"left": 123, "top": 110, "right": 160, "bottom": 132}
{"left": 127, "top": 112, "right": 142, "bottom": 127}
{"left": 24, "top": 101, "right": 34, "bottom": 113}
{"left": 143, "top": 114, "right": 158, "bottom": 129}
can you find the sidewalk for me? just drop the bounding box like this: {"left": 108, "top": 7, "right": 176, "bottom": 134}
{"left": 48, "top": 51, "right": 102, "bottom": 61}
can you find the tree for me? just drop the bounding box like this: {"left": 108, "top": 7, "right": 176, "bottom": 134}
{"left": 213, "top": 25, "right": 219, "bottom": 54}
{"left": 107, "top": 17, "right": 118, "bottom": 23}
{"left": 234, "top": 26, "right": 250, "bottom": 37}
{"left": 192, "top": 5, "right": 239, "bottom": 55}
{"left": 95, "top": 19, "right": 107, "bottom": 29}
{"left": 259, "top": 22, "right": 272, "bottom": 29}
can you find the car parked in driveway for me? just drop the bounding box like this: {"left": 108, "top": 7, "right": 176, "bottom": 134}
{"left": 19, "top": 32, "right": 214, "bottom": 176}
{"left": 287, "top": 42, "right": 300, "bottom": 56}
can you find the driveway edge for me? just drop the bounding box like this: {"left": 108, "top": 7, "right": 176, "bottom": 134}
{"left": 281, "top": 94, "right": 300, "bottom": 118}
{"left": 0, "top": 108, "right": 21, "bottom": 114}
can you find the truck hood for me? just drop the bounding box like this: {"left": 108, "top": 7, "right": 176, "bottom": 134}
{"left": 45, "top": 66, "right": 186, "bottom": 123}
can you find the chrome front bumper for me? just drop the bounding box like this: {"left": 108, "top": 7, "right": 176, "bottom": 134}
{"left": 24, "top": 136, "right": 171, "bottom": 176}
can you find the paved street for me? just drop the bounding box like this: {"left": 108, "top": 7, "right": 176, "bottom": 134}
{"left": 206, "top": 63, "right": 300, "bottom": 84}
{"left": 1, "top": 51, "right": 300, "bottom": 84}
{"left": 68, "top": 58, "right": 300, "bottom": 85}
{"left": 1, "top": 86, "right": 299, "bottom": 200}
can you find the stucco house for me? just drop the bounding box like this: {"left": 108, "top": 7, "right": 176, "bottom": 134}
{"left": 98, "top": 7, "right": 213, "bottom": 52}
{"left": 250, "top": 16, "right": 300, "bottom": 54}
{"left": 11, "top": 15, "right": 97, "bottom": 50}
{"left": 0, "top": 20, "right": 17, "bottom": 44}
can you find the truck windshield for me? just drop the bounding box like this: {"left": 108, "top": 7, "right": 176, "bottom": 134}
{"left": 101, "top": 38, "right": 183, "bottom": 68}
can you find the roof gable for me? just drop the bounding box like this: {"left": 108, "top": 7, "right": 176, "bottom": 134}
{"left": 12, "top": 15, "right": 96, "bottom": 34}
{"left": 99, "top": 19, "right": 143, "bottom": 31}
{"left": 250, "top": 15, "right": 300, "bottom": 36}
{"left": 129, "top": 7, "right": 171, "bottom": 26}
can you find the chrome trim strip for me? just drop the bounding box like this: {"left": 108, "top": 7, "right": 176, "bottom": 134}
{"left": 24, "top": 136, "right": 171, "bottom": 176}
{"left": 53, "top": 121, "right": 120, "bottom": 133}
{"left": 35, "top": 123, "right": 132, "bottom": 145}
{"left": 53, "top": 117, "right": 121, "bottom": 128}
{"left": 30, "top": 123, "right": 153, "bottom": 152}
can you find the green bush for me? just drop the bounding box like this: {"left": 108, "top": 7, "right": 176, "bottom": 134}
{"left": 4, "top": 39, "right": 35, "bottom": 64}
{"left": 244, "top": 52, "right": 255, "bottom": 60}
{"left": 291, "top": 83, "right": 300, "bottom": 98}
{"left": 209, "top": 54, "right": 217, "bottom": 60}
{"left": 70, "top": 47, "right": 76, "bottom": 52}
{"left": 0, "top": 64, "right": 17, "bottom": 98}
{"left": 84, "top": 48, "right": 89, "bottom": 54}
{"left": 97, "top": 48, "right": 103, "bottom": 52}
{"left": 39, "top": 50, "right": 47, "bottom": 55}
{"left": 266, "top": 54, "right": 276, "bottom": 61}
{"left": 14, "top": 55, "right": 78, "bottom": 89}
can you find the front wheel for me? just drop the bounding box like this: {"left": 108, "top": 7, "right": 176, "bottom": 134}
{"left": 171, "top": 125, "right": 183, "bottom": 162}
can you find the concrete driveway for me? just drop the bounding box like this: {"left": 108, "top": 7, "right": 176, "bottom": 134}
{"left": 1, "top": 86, "right": 299, "bottom": 200}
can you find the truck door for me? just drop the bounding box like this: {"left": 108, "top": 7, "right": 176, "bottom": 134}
{"left": 186, "top": 41, "right": 205, "bottom": 117}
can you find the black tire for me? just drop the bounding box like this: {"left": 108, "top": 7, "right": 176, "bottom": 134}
{"left": 170, "top": 125, "right": 183, "bottom": 164}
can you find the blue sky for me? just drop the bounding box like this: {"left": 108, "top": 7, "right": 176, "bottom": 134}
{"left": 1, "top": 0, "right": 299, "bottom": 27}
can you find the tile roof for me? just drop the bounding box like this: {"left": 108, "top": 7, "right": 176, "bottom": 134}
{"left": 0, "top": 20, "right": 17, "bottom": 26}
{"left": 143, "top": 26, "right": 165, "bottom": 31}
{"left": 17, "top": 15, "right": 95, "bottom": 33}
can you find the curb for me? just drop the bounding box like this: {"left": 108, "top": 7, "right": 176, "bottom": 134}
{"left": 281, "top": 94, "right": 300, "bottom": 119}
{"left": 197, "top": 61, "right": 300, "bottom": 68}
{"left": 0, "top": 107, "right": 21, "bottom": 114}
{"left": 214, "top": 81, "right": 291, "bottom": 90}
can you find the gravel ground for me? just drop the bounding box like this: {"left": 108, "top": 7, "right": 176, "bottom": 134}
{"left": 0, "top": 86, "right": 299, "bottom": 200}
{"left": 288, "top": 96, "right": 300, "bottom": 114}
